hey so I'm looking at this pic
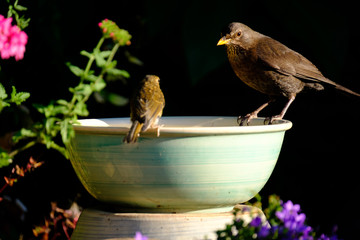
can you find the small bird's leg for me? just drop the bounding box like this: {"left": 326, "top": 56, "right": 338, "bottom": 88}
{"left": 238, "top": 99, "right": 275, "bottom": 126}
{"left": 156, "top": 125, "right": 163, "bottom": 137}
{"left": 266, "top": 95, "right": 295, "bottom": 124}
{"left": 151, "top": 118, "right": 164, "bottom": 137}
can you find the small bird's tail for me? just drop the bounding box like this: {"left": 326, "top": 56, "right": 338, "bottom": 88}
{"left": 123, "top": 120, "right": 143, "bottom": 143}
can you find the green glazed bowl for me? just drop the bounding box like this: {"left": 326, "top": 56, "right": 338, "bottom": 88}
{"left": 68, "top": 116, "right": 292, "bottom": 213}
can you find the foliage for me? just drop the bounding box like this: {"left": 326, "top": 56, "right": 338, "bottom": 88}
{"left": 0, "top": 9, "right": 30, "bottom": 167}
{"left": 216, "top": 195, "right": 340, "bottom": 240}
{"left": 0, "top": 18, "right": 132, "bottom": 168}
{"left": 0, "top": 156, "right": 43, "bottom": 197}
{"left": 32, "top": 202, "right": 81, "bottom": 240}
{"left": 0, "top": 2, "right": 133, "bottom": 237}
{"left": 0, "top": 85, "right": 29, "bottom": 116}
{"left": 21, "top": 18, "right": 131, "bottom": 159}
{"left": 6, "top": 0, "right": 30, "bottom": 29}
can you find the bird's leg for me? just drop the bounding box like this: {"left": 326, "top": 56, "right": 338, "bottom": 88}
{"left": 266, "top": 95, "right": 295, "bottom": 125}
{"left": 238, "top": 99, "right": 275, "bottom": 126}
{"left": 156, "top": 125, "right": 164, "bottom": 137}
{"left": 151, "top": 117, "right": 164, "bottom": 137}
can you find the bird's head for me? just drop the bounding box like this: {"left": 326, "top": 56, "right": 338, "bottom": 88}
{"left": 217, "top": 22, "right": 258, "bottom": 49}
{"left": 144, "top": 75, "right": 160, "bottom": 86}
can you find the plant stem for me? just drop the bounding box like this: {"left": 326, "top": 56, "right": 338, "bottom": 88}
{"left": 82, "top": 36, "right": 105, "bottom": 81}
{"left": 68, "top": 36, "right": 106, "bottom": 110}
{"left": 0, "top": 182, "right": 8, "bottom": 195}
{"left": 105, "top": 43, "right": 120, "bottom": 69}
{"left": 8, "top": 140, "right": 36, "bottom": 158}
{"left": 77, "top": 42, "right": 121, "bottom": 105}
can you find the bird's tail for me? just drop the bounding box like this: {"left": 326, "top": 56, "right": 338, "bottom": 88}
{"left": 334, "top": 84, "right": 360, "bottom": 97}
{"left": 319, "top": 77, "right": 360, "bottom": 97}
{"left": 123, "top": 120, "right": 143, "bottom": 143}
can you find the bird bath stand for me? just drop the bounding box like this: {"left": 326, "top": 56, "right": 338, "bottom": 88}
{"left": 68, "top": 117, "right": 292, "bottom": 239}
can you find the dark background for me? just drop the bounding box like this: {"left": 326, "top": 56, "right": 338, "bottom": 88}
{"left": 1, "top": 0, "right": 360, "bottom": 239}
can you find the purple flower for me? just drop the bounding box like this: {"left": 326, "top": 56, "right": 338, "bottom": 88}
{"left": 276, "top": 200, "right": 301, "bottom": 220}
{"left": 302, "top": 226, "right": 314, "bottom": 239}
{"left": 258, "top": 226, "right": 270, "bottom": 238}
{"left": 276, "top": 200, "right": 307, "bottom": 232}
{"left": 317, "top": 234, "right": 340, "bottom": 240}
{"left": 318, "top": 234, "right": 329, "bottom": 240}
{"left": 135, "top": 231, "right": 148, "bottom": 240}
{"left": 249, "top": 216, "right": 262, "bottom": 227}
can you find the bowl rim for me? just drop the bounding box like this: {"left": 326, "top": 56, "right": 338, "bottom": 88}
{"left": 72, "top": 116, "right": 292, "bottom": 135}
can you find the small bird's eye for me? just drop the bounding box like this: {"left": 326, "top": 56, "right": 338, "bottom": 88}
{"left": 237, "top": 31, "right": 242, "bottom": 37}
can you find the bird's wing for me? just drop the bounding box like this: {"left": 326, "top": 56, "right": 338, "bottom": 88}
{"left": 140, "top": 92, "right": 165, "bottom": 132}
{"left": 255, "top": 37, "right": 336, "bottom": 85}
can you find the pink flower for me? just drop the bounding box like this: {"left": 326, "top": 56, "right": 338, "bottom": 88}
{"left": 0, "top": 15, "right": 28, "bottom": 61}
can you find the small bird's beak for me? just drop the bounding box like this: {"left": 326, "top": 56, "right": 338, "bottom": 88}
{"left": 217, "top": 36, "right": 231, "bottom": 46}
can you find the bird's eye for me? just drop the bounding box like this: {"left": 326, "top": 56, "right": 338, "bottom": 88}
{"left": 237, "top": 31, "right": 242, "bottom": 37}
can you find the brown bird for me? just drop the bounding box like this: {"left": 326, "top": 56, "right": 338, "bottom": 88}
{"left": 124, "top": 75, "right": 165, "bottom": 143}
{"left": 217, "top": 22, "right": 360, "bottom": 125}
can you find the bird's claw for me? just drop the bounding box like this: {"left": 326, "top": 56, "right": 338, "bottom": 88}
{"left": 264, "top": 117, "right": 272, "bottom": 125}
{"left": 237, "top": 113, "right": 257, "bottom": 126}
{"left": 264, "top": 115, "right": 283, "bottom": 125}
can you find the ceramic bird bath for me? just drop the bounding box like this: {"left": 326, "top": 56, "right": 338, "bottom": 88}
{"left": 68, "top": 116, "right": 292, "bottom": 239}
{"left": 68, "top": 116, "right": 292, "bottom": 213}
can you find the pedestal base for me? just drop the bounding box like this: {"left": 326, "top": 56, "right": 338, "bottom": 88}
{"left": 71, "top": 205, "right": 265, "bottom": 240}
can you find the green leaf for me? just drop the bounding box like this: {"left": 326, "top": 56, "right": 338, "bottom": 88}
{"left": 14, "top": 3, "right": 27, "bottom": 11}
{"left": 11, "top": 86, "right": 30, "bottom": 105}
{"left": 80, "top": 50, "right": 93, "bottom": 59}
{"left": 12, "top": 128, "right": 37, "bottom": 144}
{"left": 60, "top": 119, "right": 75, "bottom": 145}
{"left": 0, "top": 83, "right": 8, "bottom": 100}
{"left": 36, "top": 102, "right": 68, "bottom": 119}
{"left": 84, "top": 74, "right": 98, "bottom": 82}
{"left": 16, "top": 16, "right": 30, "bottom": 30}
{"left": 0, "top": 151, "right": 12, "bottom": 168}
{"left": 106, "top": 92, "right": 129, "bottom": 106}
{"left": 45, "top": 117, "right": 60, "bottom": 137}
{"left": 33, "top": 103, "right": 47, "bottom": 115}
{"left": 106, "top": 60, "right": 117, "bottom": 69}
{"left": 94, "top": 49, "right": 106, "bottom": 67}
{"left": 70, "top": 84, "right": 92, "bottom": 96}
{"left": 92, "top": 79, "right": 106, "bottom": 92}
{"left": 15, "top": 92, "right": 30, "bottom": 104}
{"left": 10, "top": 86, "right": 17, "bottom": 99}
{"left": 0, "top": 100, "right": 10, "bottom": 112}
{"left": 73, "top": 101, "right": 89, "bottom": 116}
{"left": 56, "top": 99, "right": 69, "bottom": 106}
{"left": 7, "top": 5, "right": 14, "bottom": 18}
{"left": 13, "top": 0, "right": 25, "bottom": 10}
{"left": 20, "top": 128, "right": 37, "bottom": 138}
{"left": 106, "top": 68, "right": 130, "bottom": 78}
{"left": 67, "top": 63, "right": 84, "bottom": 77}
{"left": 14, "top": 4, "right": 27, "bottom": 11}
{"left": 125, "top": 51, "right": 143, "bottom": 66}
{"left": 99, "top": 50, "right": 112, "bottom": 58}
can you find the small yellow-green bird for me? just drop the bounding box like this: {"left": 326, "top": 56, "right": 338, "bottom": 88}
{"left": 124, "top": 75, "right": 165, "bottom": 143}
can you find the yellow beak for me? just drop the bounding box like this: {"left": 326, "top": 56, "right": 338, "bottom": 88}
{"left": 217, "top": 37, "right": 231, "bottom": 46}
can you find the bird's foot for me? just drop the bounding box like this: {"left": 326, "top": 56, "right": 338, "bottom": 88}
{"left": 237, "top": 113, "right": 258, "bottom": 126}
{"left": 156, "top": 124, "right": 164, "bottom": 137}
{"left": 264, "top": 115, "right": 283, "bottom": 125}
